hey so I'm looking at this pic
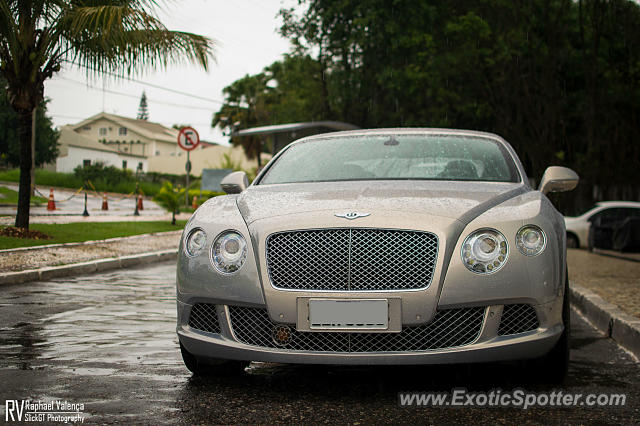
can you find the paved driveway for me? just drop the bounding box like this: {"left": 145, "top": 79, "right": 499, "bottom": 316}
{"left": 0, "top": 262, "right": 638, "bottom": 424}
{"left": 0, "top": 183, "right": 166, "bottom": 221}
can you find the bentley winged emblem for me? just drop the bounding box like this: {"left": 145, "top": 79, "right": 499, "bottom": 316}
{"left": 334, "top": 211, "right": 371, "bottom": 220}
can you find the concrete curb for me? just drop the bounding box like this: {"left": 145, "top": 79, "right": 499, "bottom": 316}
{"left": 0, "top": 249, "right": 177, "bottom": 286}
{"left": 592, "top": 248, "right": 640, "bottom": 264}
{"left": 570, "top": 283, "right": 640, "bottom": 359}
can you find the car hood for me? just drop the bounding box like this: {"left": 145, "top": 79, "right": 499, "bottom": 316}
{"left": 237, "top": 180, "right": 528, "bottom": 226}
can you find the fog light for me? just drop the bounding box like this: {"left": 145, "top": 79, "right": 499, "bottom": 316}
{"left": 272, "top": 325, "right": 292, "bottom": 346}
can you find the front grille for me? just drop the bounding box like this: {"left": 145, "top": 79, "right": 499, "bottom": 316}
{"left": 228, "top": 306, "right": 485, "bottom": 352}
{"left": 266, "top": 228, "right": 438, "bottom": 291}
{"left": 498, "top": 304, "right": 539, "bottom": 335}
{"left": 188, "top": 303, "right": 221, "bottom": 334}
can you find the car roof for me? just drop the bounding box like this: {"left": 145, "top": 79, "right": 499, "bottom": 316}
{"left": 301, "top": 127, "right": 505, "bottom": 142}
{"left": 595, "top": 201, "right": 640, "bottom": 208}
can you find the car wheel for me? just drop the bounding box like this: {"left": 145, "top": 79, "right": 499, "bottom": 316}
{"left": 566, "top": 234, "right": 579, "bottom": 249}
{"left": 180, "top": 342, "right": 248, "bottom": 376}
{"left": 534, "top": 273, "right": 570, "bottom": 384}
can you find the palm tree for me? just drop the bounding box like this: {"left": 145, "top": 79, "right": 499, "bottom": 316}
{"left": 154, "top": 181, "right": 184, "bottom": 225}
{"left": 0, "top": 0, "right": 214, "bottom": 229}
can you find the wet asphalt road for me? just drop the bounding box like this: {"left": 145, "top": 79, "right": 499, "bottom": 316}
{"left": 0, "top": 262, "right": 638, "bottom": 424}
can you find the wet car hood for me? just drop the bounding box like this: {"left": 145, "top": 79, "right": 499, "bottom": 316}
{"left": 237, "top": 180, "right": 528, "bottom": 226}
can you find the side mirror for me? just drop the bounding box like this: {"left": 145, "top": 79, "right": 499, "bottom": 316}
{"left": 220, "top": 171, "right": 249, "bottom": 194}
{"left": 538, "top": 166, "right": 579, "bottom": 195}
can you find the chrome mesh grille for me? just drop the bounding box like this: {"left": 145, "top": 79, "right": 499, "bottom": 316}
{"left": 228, "top": 306, "right": 485, "bottom": 352}
{"left": 498, "top": 304, "right": 539, "bottom": 335}
{"left": 188, "top": 303, "right": 221, "bottom": 334}
{"left": 266, "top": 229, "right": 438, "bottom": 291}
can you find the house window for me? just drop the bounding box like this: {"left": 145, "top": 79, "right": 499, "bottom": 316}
{"left": 137, "top": 162, "right": 143, "bottom": 171}
{"left": 123, "top": 146, "right": 128, "bottom": 152}
{"left": 99, "top": 127, "right": 107, "bottom": 136}
{"left": 83, "top": 159, "right": 91, "bottom": 167}
{"left": 82, "top": 126, "right": 91, "bottom": 131}
{"left": 155, "top": 150, "right": 160, "bottom": 156}
{"left": 122, "top": 160, "right": 127, "bottom": 169}
{"left": 119, "top": 127, "right": 127, "bottom": 135}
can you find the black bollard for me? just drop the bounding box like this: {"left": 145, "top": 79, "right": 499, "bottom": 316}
{"left": 82, "top": 192, "right": 89, "bottom": 217}
{"left": 133, "top": 195, "right": 140, "bottom": 216}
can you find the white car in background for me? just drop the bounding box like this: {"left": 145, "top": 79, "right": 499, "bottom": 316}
{"left": 564, "top": 201, "right": 640, "bottom": 249}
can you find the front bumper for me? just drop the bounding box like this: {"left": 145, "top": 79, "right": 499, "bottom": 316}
{"left": 177, "top": 300, "right": 563, "bottom": 365}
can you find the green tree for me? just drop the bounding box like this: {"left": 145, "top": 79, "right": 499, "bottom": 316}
{"left": 279, "top": 0, "right": 640, "bottom": 213}
{"left": 0, "top": 79, "right": 59, "bottom": 167}
{"left": 212, "top": 54, "right": 329, "bottom": 161}
{"left": 137, "top": 90, "right": 149, "bottom": 120}
{"left": 212, "top": 73, "right": 271, "bottom": 162}
{"left": 154, "top": 181, "right": 185, "bottom": 225}
{"left": 0, "top": 0, "right": 214, "bottom": 229}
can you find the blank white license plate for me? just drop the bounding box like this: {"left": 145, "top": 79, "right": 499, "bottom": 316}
{"left": 309, "top": 299, "right": 389, "bottom": 330}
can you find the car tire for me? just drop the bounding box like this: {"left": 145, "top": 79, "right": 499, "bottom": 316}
{"left": 566, "top": 234, "right": 579, "bottom": 249}
{"left": 534, "top": 273, "right": 570, "bottom": 384}
{"left": 180, "top": 342, "right": 248, "bottom": 376}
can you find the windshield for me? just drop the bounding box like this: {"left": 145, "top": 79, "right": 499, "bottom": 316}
{"left": 259, "top": 134, "right": 520, "bottom": 184}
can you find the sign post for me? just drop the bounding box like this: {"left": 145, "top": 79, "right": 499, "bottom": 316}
{"left": 177, "top": 127, "right": 200, "bottom": 207}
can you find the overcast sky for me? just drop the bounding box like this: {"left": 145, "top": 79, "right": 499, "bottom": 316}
{"left": 44, "top": 0, "right": 297, "bottom": 145}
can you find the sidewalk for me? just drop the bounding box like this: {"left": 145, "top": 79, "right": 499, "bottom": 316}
{"left": 0, "top": 182, "right": 193, "bottom": 225}
{"left": 592, "top": 248, "right": 640, "bottom": 263}
{"left": 0, "top": 182, "right": 166, "bottom": 220}
{"left": 0, "top": 231, "right": 182, "bottom": 273}
{"left": 0, "top": 212, "right": 192, "bottom": 225}
{"left": 567, "top": 248, "right": 640, "bottom": 318}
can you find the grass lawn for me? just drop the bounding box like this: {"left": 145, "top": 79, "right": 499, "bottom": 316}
{"left": 0, "top": 220, "right": 187, "bottom": 249}
{"left": 0, "top": 187, "right": 48, "bottom": 205}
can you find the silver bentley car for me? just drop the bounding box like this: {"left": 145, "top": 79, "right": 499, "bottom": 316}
{"left": 176, "top": 129, "right": 579, "bottom": 382}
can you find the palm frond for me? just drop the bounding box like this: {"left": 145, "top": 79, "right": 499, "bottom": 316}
{"left": 54, "top": 3, "right": 214, "bottom": 76}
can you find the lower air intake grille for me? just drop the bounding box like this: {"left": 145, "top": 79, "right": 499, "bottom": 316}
{"left": 188, "top": 303, "right": 221, "bottom": 334}
{"left": 498, "top": 304, "right": 539, "bottom": 335}
{"left": 228, "top": 306, "right": 485, "bottom": 352}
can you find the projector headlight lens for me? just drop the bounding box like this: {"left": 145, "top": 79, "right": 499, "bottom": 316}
{"left": 212, "top": 231, "right": 247, "bottom": 274}
{"left": 185, "top": 228, "right": 207, "bottom": 257}
{"left": 461, "top": 229, "right": 508, "bottom": 274}
{"left": 516, "top": 225, "right": 546, "bottom": 256}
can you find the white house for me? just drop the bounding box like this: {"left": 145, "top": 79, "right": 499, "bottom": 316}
{"left": 55, "top": 126, "right": 147, "bottom": 173}
{"left": 54, "top": 112, "right": 270, "bottom": 176}
{"left": 70, "top": 112, "right": 180, "bottom": 158}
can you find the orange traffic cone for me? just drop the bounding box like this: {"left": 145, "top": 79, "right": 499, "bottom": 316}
{"left": 46, "top": 188, "right": 56, "bottom": 211}
{"left": 192, "top": 196, "right": 198, "bottom": 209}
{"left": 101, "top": 192, "right": 109, "bottom": 210}
{"left": 137, "top": 194, "right": 144, "bottom": 210}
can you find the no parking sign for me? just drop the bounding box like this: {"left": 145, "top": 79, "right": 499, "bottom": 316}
{"left": 177, "top": 127, "right": 200, "bottom": 151}
{"left": 177, "top": 126, "right": 200, "bottom": 206}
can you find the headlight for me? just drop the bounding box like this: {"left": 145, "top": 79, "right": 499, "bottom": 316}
{"left": 185, "top": 228, "right": 207, "bottom": 257}
{"left": 461, "top": 229, "right": 508, "bottom": 274}
{"left": 516, "top": 225, "right": 546, "bottom": 256}
{"left": 211, "top": 231, "right": 247, "bottom": 274}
